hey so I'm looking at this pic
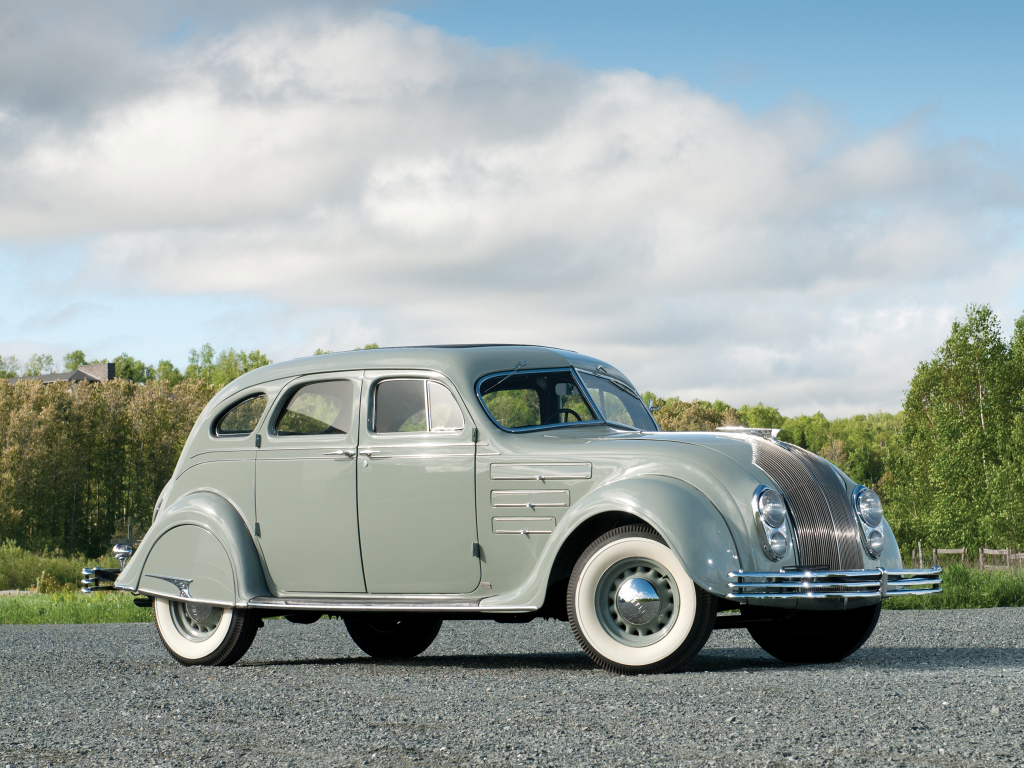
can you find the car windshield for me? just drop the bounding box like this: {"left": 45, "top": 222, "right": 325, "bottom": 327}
{"left": 478, "top": 369, "right": 599, "bottom": 430}
{"left": 577, "top": 371, "right": 658, "bottom": 431}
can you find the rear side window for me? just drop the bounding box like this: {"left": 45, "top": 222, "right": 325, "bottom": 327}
{"left": 215, "top": 395, "right": 267, "bottom": 436}
{"left": 275, "top": 380, "right": 354, "bottom": 436}
{"left": 375, "top": 379, "right": 465, "bottom": 434}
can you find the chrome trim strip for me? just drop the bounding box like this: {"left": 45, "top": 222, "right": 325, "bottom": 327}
{"left": 365, "top": 453, "right": 476, "bottom": 459}
{"left": 247, "top": 596, "right": 537, "bottom": 613}
{"left": 490, "top": 463, "right": 592, "bottom": 480}
{"left": 725, "top": 567, "right": 942, "bottom": 599}
{"left": 129, "top": 587, "right": 236, "bottom": 608}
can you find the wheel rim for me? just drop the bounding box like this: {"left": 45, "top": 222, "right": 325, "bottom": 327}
{"left": 169, "top": 600, "right": 225, "bottom": 642}
{"left": 595, "top": 557, "right": 678, "bottom": 647}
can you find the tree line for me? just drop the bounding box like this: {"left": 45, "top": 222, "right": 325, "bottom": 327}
{"left": 1, "top": 312, "right": 1022, "bottom": 559}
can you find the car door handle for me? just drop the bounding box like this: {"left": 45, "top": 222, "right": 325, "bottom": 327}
{"left": 357, "top": 449, "right": 382, "bottom": 457}
{"left": 323, "top": 449, "right": 356, "bottom": 458}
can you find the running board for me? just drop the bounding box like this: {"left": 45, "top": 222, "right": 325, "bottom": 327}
{"left": 247, "top": 595, "right": 537, "bottom": 613}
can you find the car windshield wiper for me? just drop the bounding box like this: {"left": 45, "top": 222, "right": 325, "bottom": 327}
{"left": 481, "top": 361, "right": 528, "bottom": 394}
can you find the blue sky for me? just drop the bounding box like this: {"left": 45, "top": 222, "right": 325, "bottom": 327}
{"left": 0, "top": 1, "right": 1021, "bottom": 415}
{"left": 399, "top": 0, "right": 1024, "bottom": 146}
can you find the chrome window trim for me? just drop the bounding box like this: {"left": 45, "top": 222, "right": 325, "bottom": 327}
{"left": 575, "top": 368, "right": 657, "bottom": 432}
{"left": 371, "top": 376, "right": 466, "bottom": 435}
{"left": 268, "top": 377, "right": 357, "bottom": 438}
{"left": 475, "top": 367, "right": 606, "bottom": 433}
{"left": 212, "top": 392, "right": 269, "bottom": 438}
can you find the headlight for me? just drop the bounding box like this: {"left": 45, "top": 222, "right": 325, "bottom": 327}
{"left": 769, "top": 531, "right": 789, "bottom": 558}
{"left": 867, "top": 529, "right": 885, "bottom": 557}
{"left": 758, "top": 488, "right": 788, "bottom": 528}
{"left": 753, "top": 486, "right": 791, "bottom": 561}
{"left": 856, "top": 488, "right": 884, "bottom": 528}
{"left": 854, "top": 486, "right": 885, "bottom": 558}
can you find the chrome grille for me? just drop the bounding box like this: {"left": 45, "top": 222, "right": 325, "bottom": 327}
{"left": 752, "top": 440, "right": 863, "bottom": 570}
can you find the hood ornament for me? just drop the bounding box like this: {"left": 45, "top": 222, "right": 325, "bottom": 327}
{"left": 716, "top": 426, "right": 781, "bottom": 440}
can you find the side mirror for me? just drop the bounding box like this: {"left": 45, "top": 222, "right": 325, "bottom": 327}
{"left": 647, "top": 397, "right": 659, "bottom": 413}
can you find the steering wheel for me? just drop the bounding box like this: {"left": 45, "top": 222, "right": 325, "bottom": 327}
{"left": 543, "top": 408, "right": 583, "bottom": 425}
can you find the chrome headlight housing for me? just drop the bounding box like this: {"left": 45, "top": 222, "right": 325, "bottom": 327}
{"left": 752, "top": 486, "right": 792, "bottom": 561}
{"left": 854, "top": 486, "right": 885, "bottom": 558}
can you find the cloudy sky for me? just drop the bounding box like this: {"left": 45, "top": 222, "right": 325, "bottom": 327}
{"left": 2, "top": 1, "right": 1022, "bottom": 416}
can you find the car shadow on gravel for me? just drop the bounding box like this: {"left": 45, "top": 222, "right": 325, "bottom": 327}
{"left": 239, "top": 652, "right": 596, "bottom": 671}
{"left": 234, "top": 644, "right": 1024, "bottom": 673}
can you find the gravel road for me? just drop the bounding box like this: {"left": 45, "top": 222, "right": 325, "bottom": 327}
{"left": 2, "top": 608, "right": 1022, "bottom": 767}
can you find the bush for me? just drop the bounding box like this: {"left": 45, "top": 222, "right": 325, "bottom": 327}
{"left": 883, "top": 563, "right": 1024, "bottom": 610}
{"left": 0, "top": 539, "right": 116, "bottom": 591}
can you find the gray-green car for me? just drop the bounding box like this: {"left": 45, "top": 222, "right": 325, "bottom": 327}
{"left": 85, "top": 345, "right": 940, "bottom": 673}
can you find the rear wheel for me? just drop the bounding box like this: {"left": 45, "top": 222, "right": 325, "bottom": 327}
{"left": 154, "top": 597, "right": 260, "bottom": 666}
{"left": 567, "top": 525, "right": 717, "bottom": 675}
{"left": 344, "top": 614, "right": 443, "bottom": 658}
{"left": 745, "top": 603, "right": 882, "bottom": 664}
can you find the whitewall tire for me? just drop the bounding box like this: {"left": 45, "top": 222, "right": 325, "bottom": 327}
{"left": 567, "top": 525, "right": 717, "bottom": 674}
{"left": 154, "top": 597, "right": 260, "bottom": 666}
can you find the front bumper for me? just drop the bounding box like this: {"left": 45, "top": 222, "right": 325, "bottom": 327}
{"left": 727, "top": 567, "right": 942, "bottom": 599}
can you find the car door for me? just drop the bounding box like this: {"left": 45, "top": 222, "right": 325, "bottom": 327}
{"left": 255, "top": 373, "right": 365, "bottom": 593}
{"left": 356, "top": 373, "right": 480, "bottom": 594}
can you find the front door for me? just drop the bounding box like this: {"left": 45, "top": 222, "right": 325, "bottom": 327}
{"left": 356, "top": 374, "right": 480, "bottom": 594}
{"left": 256, "top": 374, "right": 365, "bottom": 593}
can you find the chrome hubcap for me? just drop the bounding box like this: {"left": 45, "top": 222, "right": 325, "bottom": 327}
{"left": 596, "top": 557, "right": 678, "bottom": 647}
{"left": 615, "top": 577, "right": 661, "bottom": 625}
{"left": 169, "top": 600, "right": 224, "bottom": 642}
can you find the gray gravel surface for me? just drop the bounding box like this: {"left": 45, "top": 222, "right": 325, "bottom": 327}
{"left": 2, "top": 608, "right": 1023, "bottom": 767}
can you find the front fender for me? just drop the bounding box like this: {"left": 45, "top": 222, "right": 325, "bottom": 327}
{"left": 481, "top": 475, "right": 741, "bottom": 609}
{"left": 116, "top": 491, "right": 269, "bottom": 607}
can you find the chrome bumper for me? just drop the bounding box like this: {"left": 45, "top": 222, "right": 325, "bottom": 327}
{"left": 727, "top": 567, "right": 942, "bottom": 599}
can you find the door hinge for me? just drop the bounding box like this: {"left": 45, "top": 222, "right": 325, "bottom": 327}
{"left": 472, "top": 542, "right": 481, "bottom": 558}
{"left": 255, "top": 434, "right": 261, "bottom": 448}
{"left": 254, "top": 522, "right": 261, "bottom": 537}
{"left": 471, "top": 427, "right": 478, "bottom": 443}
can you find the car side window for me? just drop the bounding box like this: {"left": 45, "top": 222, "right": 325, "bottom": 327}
{"left": 427, "top": 381, "right": 465, "bottom": 432}
{"left": 275, "top": 380, "right": 354, "bottom": 436}
{"left": 375, "top": 379, "right": 427, "bottom": 433}
{"left": 374, "top": 379, "right": 465, "bottom": 433}
{"left": 215, "top": 395, "right": 267, "bottom": 436}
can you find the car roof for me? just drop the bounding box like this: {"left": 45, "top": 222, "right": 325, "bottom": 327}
{"left": 216, "top": 344, "right": 636, "bottom": 402}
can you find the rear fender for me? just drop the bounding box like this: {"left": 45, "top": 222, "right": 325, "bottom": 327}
{"left": 481, "top": 475, "right": 740, "bottom": 610}
{"left": 116, "top": 491, "right": 269, "bottom": 607}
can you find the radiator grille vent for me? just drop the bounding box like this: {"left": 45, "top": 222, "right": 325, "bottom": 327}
{"left": 752, "top": 440, "right": 862, "bottom": 570}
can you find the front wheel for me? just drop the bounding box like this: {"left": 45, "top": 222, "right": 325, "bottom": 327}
{"left": 567, "top": 525, "right": 717, "bottom": 675}
{"left": 344, "top": 614, "right": 443, "bottom": 658}
{"left": 154, "top": 597, "right": 260, "bottom": 666}
{"left": 744, "top": 603, "right": 882, "bottom": 664}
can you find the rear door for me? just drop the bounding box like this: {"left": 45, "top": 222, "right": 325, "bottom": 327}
{"left": 255, "top": 373, "right": 365, "bottom": 593}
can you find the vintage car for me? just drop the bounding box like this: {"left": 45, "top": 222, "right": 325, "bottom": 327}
{"left": 84, "top": 345, "right": 941, "bottom": 673}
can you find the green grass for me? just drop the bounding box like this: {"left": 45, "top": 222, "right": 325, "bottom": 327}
{"left": 0, "top": 591, "right": 151, "bottom": 624}
{"left": 883, "top": 563, "right": 1024, "bottom": 610}
{"left": 0, "top": 539, "right": 117, "bottom": 591}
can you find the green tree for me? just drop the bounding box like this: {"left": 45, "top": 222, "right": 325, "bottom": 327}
{"left": 113, "top": 353, "right": 155, "bottom": 383}
{"left": 356, "top": 343, "right": 380, "bottom": 350}
{"left": 0, "top": 356, "right": 19, "bottom": 378}
{"left": 23, "top": 354, "right": 55, "bottom": 377}
{"left": 63, "top": 350, "right": 87, "bottom": 372}
{"left": 738, "top": 403, "right": 786, "bottom": 429}
{"left": 883, "top": 304, "right": 1024, "bottom": 553}
{"left": 184, "top": 344, "right": 272, "bottom": 389}
{"left": 155, "top": 360, "right": 183, "bottom": 386}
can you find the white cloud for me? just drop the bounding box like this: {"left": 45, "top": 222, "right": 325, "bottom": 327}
{"left": 1, "top": 8, "right": 1022, "bottom": 415}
